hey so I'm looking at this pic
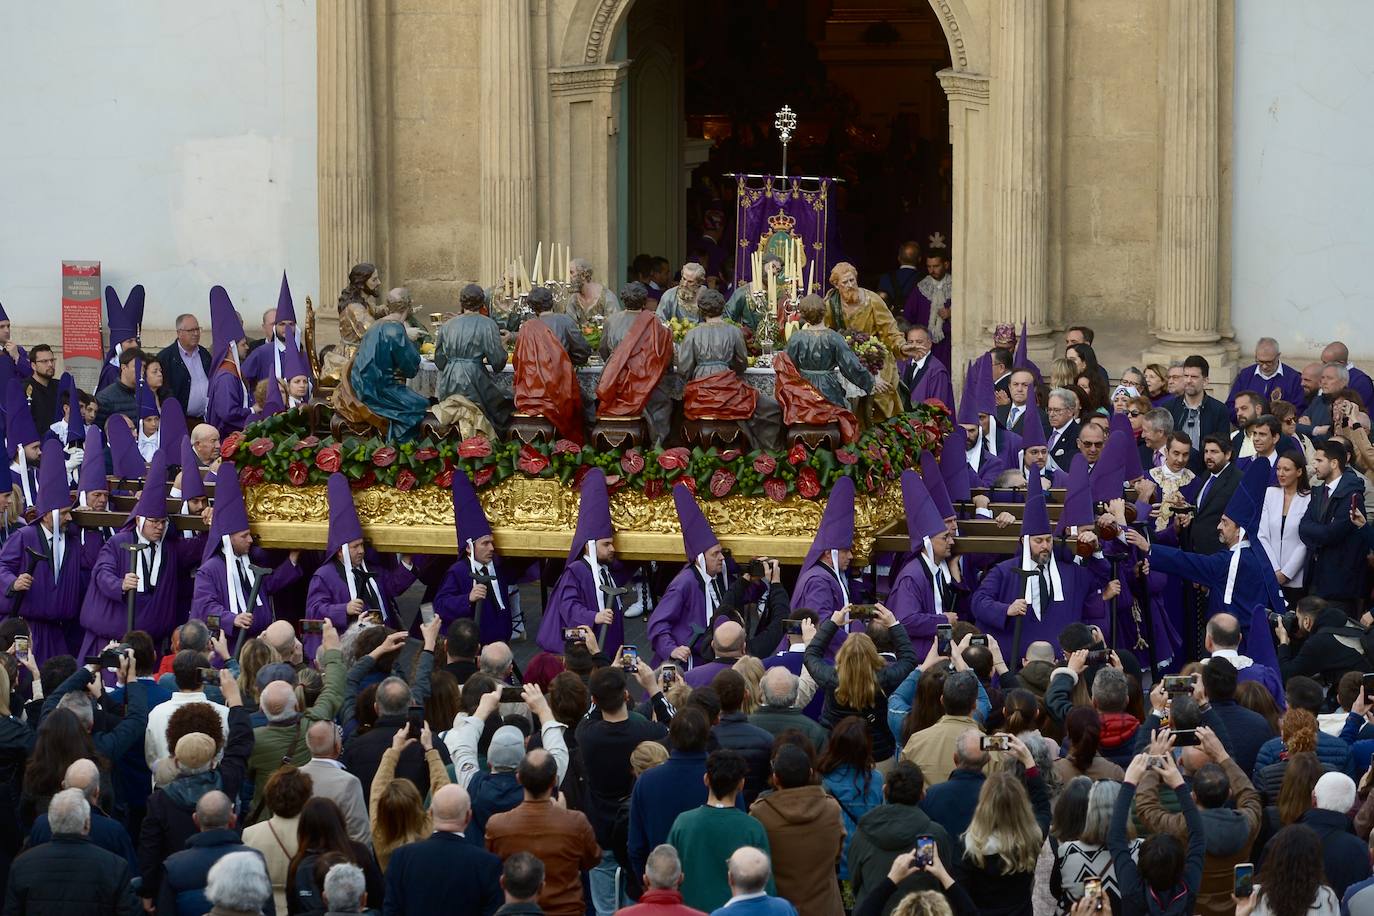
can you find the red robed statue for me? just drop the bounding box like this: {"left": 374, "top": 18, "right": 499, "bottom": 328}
{"left": 595, "top": 311, "right": 673, "bottom": 417}
{"left": 514, "top": 318, "right": 584, "bottom": 444}
{"left": 683, "top": 371, "right": 757, "bottom": 420}
{"left": 771, "top": 352, "right": 860, "bottom": 443}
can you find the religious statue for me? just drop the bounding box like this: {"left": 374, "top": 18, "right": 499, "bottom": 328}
{"left": 559, "top": 258, "right": 621, "bottom": 326}
{"left": 773, "top": 295, "right": 878, "bottom": 444}
{"left": 655, "top": 262, "right": 708, "bottom": 324}
{"left": 332, "top": 291, "right": 429, "bottom": 441}
{"left": 513, "top": 288, "right": 584, "bottom": 444}
{"left": 677, "top": 289, "right": 782, "bottom": 450}
{"left": 824, "top": 261, "right": 904, "bottom": 422}
{"left": 434, "top": 284, "right": 510, "bottom": 436}
{"left": 596, "top": 282, "right": 674, "bottom": 446}
{"left": 320, "top": 262, "right": 382, "bottom": 384}
{"left": 387, "top": 287, "right": 435, "bottom": 346}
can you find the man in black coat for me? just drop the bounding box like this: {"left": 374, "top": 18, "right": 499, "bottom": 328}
{"left": 1299, "top": 438, "right": 1369, "bottom": 613}
{"left": 383, "top": 784, "right": 503, "bottom": 916}
{"left": 1276, "top": 597, "right": 1373, "bottom": 695}
{"left": 156, "top": 790, "right": 275, "bottom": 916}
{"left": 1181, "top": 435, "right": 1241, "bottom": 557}
{"left": 1045, "top": 388, "right": 1082, "bottom": 473}
{"left": 156, "top": 313, "right": 213, "bottom": 424}
{"left": 5, "top": 788, "right": 140, "bottom": 915}
{"left": 1299, "top": 772, "right": 1373, "bottom": 899}
{"left": 339, "top": 675, "right": 452, "bottom": 802}
{"left": 996, "top": 368, "right": 1048, "bottom": 436}
{"left": 709, "top": 670, "right": 775, "bottom": 805}
{"left": 1166, "top": 354, "right": 1231, "bottom": 475}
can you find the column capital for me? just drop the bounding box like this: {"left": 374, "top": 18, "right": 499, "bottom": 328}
{"left": 549, "top": 62, "right": 629, "bottom": 97}
{"left": 937, "top": 68, "right": 989, "bottom": 106}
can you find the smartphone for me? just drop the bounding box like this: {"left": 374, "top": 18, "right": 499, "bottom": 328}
{"left": 206, "top": 614, "right": 221, "bottom": 637}
{"left": 198, "top": 666, "right": 219, "bottom": 687}
{"left": 1170, "top": 728, "right": 1199, "bottom": 747}
{"left": 406, "top": 704, "right": 425, "bottom": 739}
{"left": 970, "top": 634, "right": 988, "bottom": 648}
{"left": 1086, "top": 648, "right": 1109, "bottom": 666}
{"left": 850, "top": 604, "right": 878, "bottom": 621}
{"left": 499, "top": 685, "right": 525, "bottom": 703}
{"left": 621, "top": 645, "right": 640, "bottom": 673}
{"left": 1234, "top": 863, "right": 1254, "bottom": 899}
{"left": 563, "top": 627, "right": 585, "bottom": 643}
{"left": 914, "top": 835, "right": 936, "bottom": 867}
{"left": 1353, "top": 494, "right": 1361, "bottom": 513}
{"left": 1162, "top": 675, "right": 1194, "bottom": 694}
{"left": 661, "top": 664, "right": 677, "bottom": 685}
{"left": 785, "top": 619, "right": 804, "bottom": 637}
{"left": 299, "top": 619, "right": 325, "bottom": 635}
{"left": 12, "top": 636, "right": 28, "bottom": 661}
{"left": 1363, "top": 673, "right": 1374, "bottom": 703}
{"left": 1083, "top": 877, "right": 1103, "bottom": 910}
{"left": 1146, "top": 755, "right": 1165, "bottom": 770}
{"left": 980, "top": 734, "right": 1010, "bottom": 752}
{"left": 936, "top": 623, "right": 953, "bottom": 657}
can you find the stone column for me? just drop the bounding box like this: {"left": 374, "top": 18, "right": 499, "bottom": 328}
{"left": 479, "top": 1, "right": 537, "bottom": 284}
{"left": 988, "top": 0, "right": 1052, "bottom": 369}
{"left": 938, "top": 69, "right": 991, "bottom": 378}
{"left": 317, "top": 0, "right": 375, "bottom": 340}
{"left": 1145, "top": 0, "right": 1231, "bottom": 379}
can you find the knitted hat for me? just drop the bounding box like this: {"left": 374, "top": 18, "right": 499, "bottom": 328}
{"left": 174, "top": 732, "right": 217, "bottom": 771}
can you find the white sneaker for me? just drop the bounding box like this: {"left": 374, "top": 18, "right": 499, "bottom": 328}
{"left": 622, "top": 599, "right": 645, "bottom": 619}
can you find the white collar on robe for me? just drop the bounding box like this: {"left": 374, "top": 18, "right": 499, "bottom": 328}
{"left": 1019, "top": 539, "right": 1062, "bottom": 620}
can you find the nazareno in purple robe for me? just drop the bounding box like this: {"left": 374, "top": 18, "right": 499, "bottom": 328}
{"left": 191, "top": 546, "right": 304, "bottom": 638}
{"left": 646, "top": 565, "right": 712, "bottom": 667}
{"left": 1225, "top": 363, "right": 1307, "bottom": 419}
{"left": 789, "top": 561, "right": 862, "bottom": 659}
{"left": 0, "top": 522, "right": 86, "bottom": 664}
{"left": 433, "top": 557, "right": 514, "bottom": 645}
{"left": 887, "top": 553, "right": 957, "bottom": 659}
{"left": 896, "top": 356, "right": 955, "bottom": 413}
{"left": 902, "top": 283, "right": 952, "bottom": 371}
{"left": 535, "top": 558, "right": 625, "bottom": 658}
{"left": 78, "top": 528, "right": 206, "bottom": 657}
{"left": 971, "top": 552, "right": 1111, "bottom": 659}
{"left": 304, "top": 555, "right": 417, "bottom": 656}
{"left": 206, "top": 368, "right": 250, "bottom": 436}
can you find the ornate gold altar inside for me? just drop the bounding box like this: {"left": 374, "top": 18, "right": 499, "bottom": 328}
{"left": 244, "top": 477, "right": 904, "bottom": 565}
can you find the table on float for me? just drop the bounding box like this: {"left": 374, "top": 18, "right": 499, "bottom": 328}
{"left": 408, "top": 358, "right": 783, "bottom": 402}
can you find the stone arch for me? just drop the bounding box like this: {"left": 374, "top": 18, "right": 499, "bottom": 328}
{"left": 927, "top": 0, "right": 986, "bottom": 75}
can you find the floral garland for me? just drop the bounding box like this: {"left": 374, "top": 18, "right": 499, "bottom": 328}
{"left": 224, "top": 402, "right": 950, "bottom": 502}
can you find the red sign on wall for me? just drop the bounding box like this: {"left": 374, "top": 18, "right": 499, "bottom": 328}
{"left": 62, "top": 260, "right": 103, "bottom": 361}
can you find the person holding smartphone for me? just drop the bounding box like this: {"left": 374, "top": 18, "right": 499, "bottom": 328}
{"left": 1295, "top": 438, "right": 1368, "bottom": 611}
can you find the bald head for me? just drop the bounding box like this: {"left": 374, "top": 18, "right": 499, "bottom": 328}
{"left": 263, "top": 620, "right": 300, "bottom": 663}
{"left": 712, "top": 620, "right": 745, "bottom": 658}
{"left": 195, "top": 790, "right": 234, "bottom": 830}
{"left": 953, "top": 729, "right": 989, "bottom": 771}
{"left": 191, "top": 424, "right": 221, "bottom": 461}
{"left": 307, "top": 720, "right": 341, "bottom": 759}
{"left": 479, "top": 642, "right": 514, "bottom": 677}
{"left": 430, "top": 784, "right": 472, "bottom": 833}
{"left": 727, "top": 847, "right": 772, "bottom": 896}
{"left": 386, "top": 287, "right": 412, "bottom": 306}
{"left": 260, "top": 681, "right": 298, "bottom": 723}
{"left": 1322, "top": 341, "right": 1350, "bottom": 365}
{"left": 760, "top": 667, "right": 799, "bottom": 708}
{"left": 63, "top": 758, "right": 100, "bottom": 804}
{"left": 1024, "top": 641, "right": 1055, "bottom": 664}
{"left": 1205, "top": 613, "right": 1241, "bottom": 651}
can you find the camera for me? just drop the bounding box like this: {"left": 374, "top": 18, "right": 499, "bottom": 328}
{"left": 84, "top": 643, "right": 132, "bottom": 669}
{"left": 745, "top": 559, "right": 767, "bottom": 579}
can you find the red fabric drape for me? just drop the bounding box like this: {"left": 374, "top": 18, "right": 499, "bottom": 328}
{"left": 595, "top": 312, "right": 673, "bottom": 417}
{"left": 513, "top": 318, "right": 584, "bottom": 444}
{"left": 772, "top": 353, "right": 860, "bottom": 443}
{"left": 683, "top": 371, "right": 758, "bottom": 420}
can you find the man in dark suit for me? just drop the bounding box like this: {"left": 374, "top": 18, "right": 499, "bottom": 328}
{"left": 1299, "top": 438, "right": 1369, "bottom": 615}
{"left": 1182, "top": 434, "right": 1241, "bottom": 557}
{"left": 1166, "top": 354, "right": 1230, "bottom": 475}
{"left": 896, "top": 325, "right": 954, "bottom": 412}
{"left": 383, "top": 783, "right": 504, "bottom": 915}
{"left": 1045, "top": 387, "right": 1081, "bottom": 473}
{"left": 996, "top": 368, "right": 1048, "bottom": 436}
{"left": 157, "top": 312, "right": 213, "bottom": 424}
{"left": 877, "top": 241, "right": 923, "bottom": 311}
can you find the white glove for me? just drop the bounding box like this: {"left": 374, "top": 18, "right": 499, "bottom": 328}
{"left": 65, "top": 447, "right": 85, "bottom": 473}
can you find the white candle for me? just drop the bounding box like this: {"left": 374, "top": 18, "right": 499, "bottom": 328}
{"left": 532, "top": 242, "right": 543, "bottom": 286}
{"left": 807, "top": 259, "right": 814, "bottom": 296}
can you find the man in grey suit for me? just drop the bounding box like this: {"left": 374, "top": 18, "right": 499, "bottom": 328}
{"left": 301, "top": 720, "right": 371, "bottom": 848}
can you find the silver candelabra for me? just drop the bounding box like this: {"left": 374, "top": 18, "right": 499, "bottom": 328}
{"left": 774, "top": 105, "right": 796, "bottom": 178}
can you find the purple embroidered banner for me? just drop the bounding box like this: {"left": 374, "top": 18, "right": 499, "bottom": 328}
{"left": 733, "top": 176, "right": 840, "bottom": 297}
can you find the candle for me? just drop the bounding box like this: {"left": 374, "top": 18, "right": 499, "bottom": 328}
{"left": 807, "top": 259, "right": 814, "bottom": 297}
{"left": 564, "top": 244, "right": 571, "bottom": 281}
{"left": 532, "top": 242, "right": 543, "bottom": 286}
{"left": 517, "top": 256, "right": 530, "bottom": 294}
{"left": 767, "top": 269, "right": 777, "bottom": 309}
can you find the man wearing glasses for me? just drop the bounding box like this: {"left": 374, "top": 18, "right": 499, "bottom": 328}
{"left": 24, "top": 344, "right": 59, "bottom": 433}
{"left": 156, "top": 313, "right": 213, "bottom": 425}
{"left": 1045, "top": 387, "right": 1082, "bottom": 473}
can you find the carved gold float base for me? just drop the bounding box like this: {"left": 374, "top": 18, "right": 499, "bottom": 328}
{"left": 244, "top": 477, "right": 903, "bottom": 565}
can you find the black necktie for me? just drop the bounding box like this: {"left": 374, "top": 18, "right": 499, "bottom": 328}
{"left": 1036, "top": 566, "right": 1054, "bottom": 615}
{"left": 236, "top": 559, "right": 254, "bottom": 607}
{"left": 356, "top": 567, "right": 380, "bottom": 611}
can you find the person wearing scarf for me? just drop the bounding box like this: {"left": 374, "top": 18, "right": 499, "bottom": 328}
{"left": 534, "top": 468, "right": 625, "bottom": 658}
{"left": 646, "top": 484, "right": 730, "bottom": 668}
{"left": 78, "top": 452, "right": 205, "bottom": 660}
{"left": 888, "top": 470, "right": 962, "bottom": 658}
{"left": 973, "top": 463, "right": 1114, "bottom": 658}
{"left": 96, "top": 284, "right": 143, "bottom": 393}
{"left": 192, "top": 460, "right": 303, "bottom": 640}
{"left": 205, "top": 285, "right": 252, "bottom": 436}
{"left": 433, "top": 468, "right": 515, "bottom": 645}
{"left": 0, "top": 439, "right": 88, "bottom": 663}
{"left": 304, "top": 473, "right": 418, "bottom": 657}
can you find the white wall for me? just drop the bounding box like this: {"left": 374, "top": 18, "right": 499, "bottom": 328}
{"left": 0, "top": 0, "right": 317, "bottom": 342}
{"left": 1231, "top": 0, "right": 1374, "bottom": 362}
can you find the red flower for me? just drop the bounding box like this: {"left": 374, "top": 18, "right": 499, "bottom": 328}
{"left": 238, "top": 465, "right": 265, "bottom": 487}
{"left": 753, "top": 453, "right": 777, "bottom": 475}
{"left": 286, "top": 461, "right": 309, "bottom": 486}
{"left": 292, "top": 435, "right": 320, "bottom": 452}
{"left": 719, "top": 449, "right": 742, "bottom": 462}
{"left": 372, "top": 446, "right": 398, "bottom": 467}
{"left": 395, "top": 469, "right": 418, "bottom": 492}
{"left": 620, "top": 449, "right": 645, "bottom": 475}
{"left": 643, "top": 478, "right": 665, "bottom": 500}
{"left": 679, "top": 475, "right": 697, "bottom": 495}
{"left": 763, "top": 477, "right": 789, "bottom": 502}
{"left": 472, "top": 466, "right": 494, "bottom": 487}
{"left": 787, "top": 443, "right": 809, "bottom": 466}
{"left": 553, "top": 439, "right": 582, "bottom": 456}
{"left": 351, "top": 469, "right": 377, "bottom": 490}
{"left": 315, "top": 445, "right": 342, "bottom": 473}
{"left": 414, "top": 446, "right": 440, "bottom": 462}
{"left": 517, "top": 445, "right": 550, "bottom": 475}
{"left": 458, "top": 436, "right": 493, "bottom": 459}
{"left": 435, "top": 466, "right": 456, "bottom": 489}
{"left": 220, "top": 432, "right": 244, "bottom": 458}
{"left": 709, "top": 469, "right": 736, "bottom": 498}
{"left": 865, "top": 472, "right": 877, "bottom": 492}
{"left": 797, "top": 467, "right": 821, "bottom": 499}
{"left": 896, "top": 421, "right": 914, "bottom": 440}
{"left": 247, "top": 437, "right": 273, "bottom": 457}
{"left": 657, "top": 447, "right": 690, "bottom": 471}
{"left": 836, "top": 448, "right": 859, "bottom": 466}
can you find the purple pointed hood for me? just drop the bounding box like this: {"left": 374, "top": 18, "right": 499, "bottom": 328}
{"left": 105, "top": 284, "right": 145, "bottom": 343}
{"left": 938, "top": 430, "right": 971, "bottom": 503}
{"left": 35, "top": 438, "right": 73, "bottom": 517}
{"left": 1108, "top": 412, "right": 1145, "bottom": 480}
{"left": 1020, "top": 459, "right": 1052, "bottom": 537}
{"left": 5, "top": 378, "right": 39, "bottom": 456}
{"left": 451, "top": 468, "right": 493, "bottom": 546}
{"left": 1090, "top": 430, "right": 1131, "bottom": 503}
{"left": 801, "top": 475, "right": 855, "bottom": 571}
{"left": 209, "top": 285, "right": 247, "bottom": 370}
{"left": 326, "top": 472, "right": 365, "bottom": 559}
{"left": 0, "top": 300, "right": 7, "bottom": 323}
{"left": 61, "top": 376, "right": 84, "bottom": 445}
{"left": 203, "top": 459, "right": 252, "bottom": 560}
{"left": 178, "top": 436, "right": 206, "bottom": 501}
{"left": 1056, "top": 454, "right": 1094, "bottom": 534}
{"left": 567, "top": 468, "right": 614, "bottom": 562}
{"left": 1223, "top": 457, "right": 1271, "bottom": 538}
{"left": 920, "top": 450, "right": 955, "bottom": 521}
{"left": 158, "top": 398, "right": 189, "bottom": 466}
{"left": 1019, "top": 389, "right": 1046, "bottom": 451}
{"left": 137, "top": 375, "right": 160, "bottom": 419}
{"left": 901, "top": 469, "right": 947, "bottom": 549}
{"left": 673, "top": 484, "right": 719, "bottom": 560}
{"left": 282, "top": 330, "right": 312, "bottom": 381}
{"left": 125, "top": 451, "right": 169, "bottom": 527}
{"left": 261, "top": 376, "right": 285, "bottom": 418}
{"left": 956, "top": 360, "right": 978, "bottom": 426}
{"left": 974, "top": 353, "right": 997, "bottom": 416}
{"left": 1013, "top": 319, "right": 1042, "bottom": 385}
{"left": 78, "top": 426, "right": 107, "bottom": 497}
{"left": 105, "top": 416, "right": 145, "bottom": 479}
{"left": 275, "top": 272, "right": 297, "bottom": 324}
{"left": 55, "top": 373, "right": 74, "bottom": 426}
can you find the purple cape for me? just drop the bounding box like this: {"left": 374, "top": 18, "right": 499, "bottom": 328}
{"left": 433, "top": 559, "right": 514, "bottom": 645}
{"left": 646, "top": 564, "right": 710, "bottom": 666}
{"left": 78, "top": 529, "right": 205, "bottom": 653}
{"left": 535, "top": 558, "right": 624, "bottom": 657}
{"left": 0, "top": 523, "right": 85, "bottom": 664}
{"left": 191, "top": 547, "right": 303, "bottom": 637}
{"left": 971, "top": 554, "right": 1111, "bottom": 652}
{"left": 305, "top": 556, "right": 418, "bottom": 655}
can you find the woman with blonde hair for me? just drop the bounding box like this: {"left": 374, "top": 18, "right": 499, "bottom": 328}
{"left": 369, "top": 721, "right": 451, "bottom": 869}
{"left": 1050, "top": 358, "right": 1078, "bottom": 392}
{"left": 732, "top": 656, "right": 765, "bottom": 715}
{"left": 237, "top": 638, "right": 281, "bottom": 712}
{"left": 1143, "top": 363, "right": 1170, "bottom": 404}
{"left": 958, "top": 767, "right": 1052, "bottom": 916}
{"left": 804, "top": 604, "right": 917, "bottom": 769}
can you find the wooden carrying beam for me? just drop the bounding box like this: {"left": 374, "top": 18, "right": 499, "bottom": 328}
{"left": 72, "top": 509, "right": 209, "bottom": 533}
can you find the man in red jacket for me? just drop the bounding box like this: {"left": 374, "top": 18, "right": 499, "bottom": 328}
{"left": 615, "top": 845, "right": 706, "bottom": 916}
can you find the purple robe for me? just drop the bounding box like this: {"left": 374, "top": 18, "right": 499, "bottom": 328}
{"left": 896, "top": 356, "right": 955, "bottom": 413}
{"left": 97, "top": 360, "right": 120, "bottom": 393}
{"left": 535, "top": 559, "right": 624, "bottom": 658}
{"left": 191, "top": 547, "right": 304, "bottom": 638}
{"left": 1226, "top": 363, "right": 1307, "bottom": 420}
{"left": 305, "top": 556, "right": 418, "bottom": 656}
{"left": 78, "top": 529, "right": 205, "bottom": 656}
{"left": 790, "top": 562, "right": 861, "bottom": 659}
{"left": 239, "top": 340, "right": 282, "bottom": 393}
{"left": 683, "top": 660, "right": 732, "bottom": 688}
{"left": 886, "top": 553, "right": 951, "bottom": 658}
{"left": 1350, "top": 367, "right": 1374, "bottom": 410}
{"left": 433, "top": 558, "right": 514, "bottom": 645}
{"left": 0, "top": 348, "right": 31, "bottom": 381}
{"left": 646, "top": 565, "right": 712, "bottom": 666}
{"left": 972, "top": 555, "right": 1111, "bottom": 657}
{"left": 966, "top": 441, "right": 1007, "bottom": 489}
{"left": 902, "top": 283, "right": 952, "bottom": 371}
{"left": 0, "top": 522, "right": 84, "bottom": 664}
{"left": 206, "top": 369, "right": 250, "bottom": 435}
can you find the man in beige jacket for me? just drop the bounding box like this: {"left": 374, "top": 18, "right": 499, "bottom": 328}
{"left": 899, "top": 670, "right": 982, "bottom": 787}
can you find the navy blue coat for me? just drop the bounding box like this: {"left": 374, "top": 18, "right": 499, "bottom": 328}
{"left": 1207, "top": 699, "right": 1275, "bottom": 776}
{"left": 155, "top": 829, "right": 275, "bottom": 916}
{"left": 1298, "top": 807, "right": 1372, "bottom": 899}
{"left": 918, "top": 769, "right": 985, "bottom": 842}
{"left": 383, "top": 831, "right": 502, "bottom": 916}
{"left": 27, "top": 809, "right": 138, "bottom": 875}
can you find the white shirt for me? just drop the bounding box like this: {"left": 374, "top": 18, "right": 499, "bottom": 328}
{"left": 145, "top": 690, "right": 230, "bottom": 771}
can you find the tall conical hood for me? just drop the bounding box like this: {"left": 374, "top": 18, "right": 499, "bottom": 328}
{"left": 137, "top": 374, "right": 160, "bottom": 419}
{"left": 178, "top": 436, "right": 206, "bottom": 500}
{"left": 209, "top": 285, "right": 247, "bottom": 370}
{"left": 35, "top": 438, "right": 73, "bottom": 517}
{"left": 61, "top": 376, "right": 85, "bottom": 445}
{"left": 1057, "top": 454, "right": 1095, "bottom": 534}
{"left": 105, "top": 284, "right": 144, "bottom": 342}
{"left": 1090, "top": 429, "right": 1131, "bottom": 503}
{"left": 125, "top": 451, "right": 169, "bottom": 527}
{"left": 203, "top": 459, "right": 252, "bottom": 560}
{"left": 326, "top": 472, "right": 365, "bottom": 559}
{"left": 974, "top": 353, "right": 997, "bottom": 416}
{"left": 673, "top": 484, "right": 719, "bottom": 560}
{"left": 1223, "top": 457, "right": 1271, "bottom": 539}
{"left": 938, "top": 429, "right": 971, "bottom": 502}
{"left": 282, "top": 328, "right": 312, "bottom": 381}
{"left": 1109, "top": 412, "right": 1145, "bottom": 480}
{"left": 801, "top": 475, "right": 856, "bottom": 571}
{"left": 1013, "top": 319, "right": 1042, "bottom": 385}
{"left": 77, "top": 426, "right": 107, "bottom": 496}
{"left": 920, "top": 450, "right": 955, "bottom": 521}
{"left": 105, "top": 416, "right": 145, "bottom": 479}
{"left": 1020, "top": 459, "right": 1052, "bottom": 537}
{"left": 158, "top": 398, "right": 189, "bottom": 466}
{"left": 1018, "top": 388, "right": 1046, "bottom": 451}
{"left": 261, "top": 375, "right": 285, "bottom": 418}
{"left": 450, "top": 468, "right": 493, "bottom": 546}
{"left": 55, "top": 373, "right": 74, "bottom": 427}
{"left": 275, "top": 272, "right": 297, "bottom": 324}
{"left": 5, "top": 378, "right": 40, "bottom": 455}
{"left": 901, "top": 469, "right": 947, "bottom": 549}
{"left": 566, "top": 468, "right": 614, "bottom": 562}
